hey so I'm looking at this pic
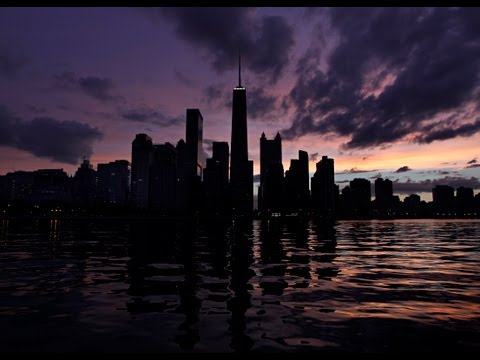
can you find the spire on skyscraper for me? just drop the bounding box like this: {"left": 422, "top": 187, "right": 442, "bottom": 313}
{"left": 238, "top": 54, "right": 242, "bottom": 87}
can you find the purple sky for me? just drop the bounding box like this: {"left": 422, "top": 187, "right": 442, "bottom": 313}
{"left": 1, "top": 7, "right": 480, "bottom": 200}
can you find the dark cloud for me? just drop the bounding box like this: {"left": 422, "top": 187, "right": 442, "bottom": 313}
{"left": 0, "top": 47, "right": 28, "bottom": 79}
{"left": 204, "top": 84, "right": 226, "bottom": 107}
{"left": 54, "top": 72, "right": 121, "bottom": 102}
{"left": 121, "top": 106, "right": 181, "bottom": 127}
{"left": 337, "top": 167, "right": 378, "bottom": 175}
{"left": 467, "top": 158, "right": 477, "bottom": 164}
{"left": 78, "top": 76, "right": 118, "bottom": 102}
{"left": 253, "top": 174, "right": 261, "bottom": 182}
{"left": 159, "top": 8, "right": 295, "bottom": 83}
{"left": 174, "top": 69, "right": 193, "bottom": 86}
{"left": 393, "top": 176, "right": 480, "bottom": 194}
{"left": 466, "top": 163, "right": 480, "bottom": 169}
{"left": 26, "top": 105, "right": 47, "bottom": 114}
{"left": 282, "top": 8, "right": 480, "bottom": 149}
{"left": 0, "top": 105, "right": 102, "bottom": 164}
{"left": 395, "top": 166, "right": 412, "bottom": 173}
{"left": 416, "top": 120, "right": 480, "bottom": 144}
{"left": 247, "top": 88, "right": 277, "bottom": 120}
{"left": 309, "top": 152, "right": 319, "bottom": 162}
{"left": 370, "top": 172, "right": 383, "bottom": 179}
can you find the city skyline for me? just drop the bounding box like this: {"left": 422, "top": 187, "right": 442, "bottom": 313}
{"left": 1, "top": 8, "right": 480, "bottom": 202}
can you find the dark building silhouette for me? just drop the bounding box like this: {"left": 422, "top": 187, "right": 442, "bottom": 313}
{"left": 259, "top": 132, "right": 283, "bottom": 213}
{"left": 456, "top": 186, "right": 474, "bottom": 216}
{"left": 0, "top": 175, "right": 7, "bottom": 202}
{"left": 404, "top": 193, "right": 421, "bottom": 217}
{"left": 97, "top": 160, "right": 130, "bottom": 206}
{"left": 203, "top": 158, "right": 223, "bottom": 214}
{"left": 230, "top": 56, "right": 253, "bottom": 214}
{"left": 349, "top": 178, "right": 371, "bottom": 217}
{"left": 212, "top": 142, "right": 229, "bottom": 188}
{"left": 433, "top": 185, "right": 455, "bottom": 215}
{"left": 177, "top": 109, "right": 204, "bottom": 214}
{"left": 264, "top": 163, "right": 284, "bottom": 213}
{"left": 204, "top": 142, "right": 230, "bottom": 214}
{"left": 131, "top": 134, "right": 153, "bottom": 209}
{"left": 285, "top": 150, "right": 310, "bottom": 213}
{"left": 73, "top": 159, "right": 96, "bottom": 207}
{"left": 311, "top": 156, "right": 335, "bottom": 217}
{"left": 374, "top": 178, "right": 395, "bottom": 216}
{"left": 6, "top": 171, "right": 34, "bottom": 201}
{"left": 149, "top": 144, "right": 177, "bottom": 212}
{"left": 186, "top": 109, "right": 203, "bottom": 178}
{"left": 32, "top": 169, "right": 69, "bottom": 203}
{"left": 176, "top": 139, "right": 188, "bottom": 211}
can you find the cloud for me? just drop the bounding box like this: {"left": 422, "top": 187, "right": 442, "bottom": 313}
{"left": 78, "top": 76, "right": 118, "bottom": 102}
{"left": 204, "top": 84, "right": 226, "bottom": 107}
{"left": 393, "top": 176, "right": 480, "bottom": 194}
{"left": 395, "top": 166, "right": 412, "bottom": 173}
{"left": 54, "top": 72, "right": 121, "bottom": 102}
{"left": 121, "top": 106, "right": 182, "bottom": 127}
{"left": 26, "top": 105, "right": 47, "bottom": 114}
{"left": 337, "top": 167, "right": 378, "bottom": 174}
{"left": 0, "top": 105, "right": 102, "bottom": 164}
{"left": 309, "top": 152, "right": 319, "bottom": 162}
{"left": 174, "top": 69, "right": 193, "bottom": 86}
{"left": 247, "top": 87, "right": 277, "bottom": 119}
{"left": 416, "top": 120, "right": 480, "bottom": 144}
{"left": 282, "top": 8, "right": 480, "bottom": 149}
{"left": 158, "top": 8, "right": 295, "bottom": 83}
{"left": 466, "top": 163, "right": 480, "bottom": 169}
{"left": 0, "top": 47, "right": 28, "bottom": 79}
{"left": 467, "top": 158, "right": 477, "bottom": 164}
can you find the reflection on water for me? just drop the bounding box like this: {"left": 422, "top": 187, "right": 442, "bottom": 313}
{"left": 0, "top": 218, "right": 479, "bottom": 352}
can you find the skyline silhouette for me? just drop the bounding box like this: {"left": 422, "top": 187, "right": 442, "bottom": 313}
{"left": 0, "top": 8, "right": 479, "bottom": 202}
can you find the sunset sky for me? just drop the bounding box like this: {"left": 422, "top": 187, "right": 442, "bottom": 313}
{"left": 1, "top": 7, "right": 479, "bottom": 200}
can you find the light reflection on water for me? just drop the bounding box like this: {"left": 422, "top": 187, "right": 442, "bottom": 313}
{"left": 0, "top": 218, "right": 479, "bottom": 352}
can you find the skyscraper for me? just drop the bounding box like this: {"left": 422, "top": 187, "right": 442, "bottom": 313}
{"left": 311, "top": 156, "right": 335, "bottom": 217}
{"left": 186, "top": 109, "right": 203, "bottom": 178}
{"left": 285, "top": 150, "right": 309, "bottom": 212}
{"left": 149, "top": 143, "right": 177, "bottom": 212}
{"left": 212, "top": 141, "right": 229, "bottom": 187}
{"left": 374, "top": 177, "right": 393, "bottom": 214}
{"left": 259, "top": 132, "right": 283, "bottom": 213}
{"left": 131, "top": 133, "right": 153, "bottom": 209}
{"left": 97, "top": 160, "right": 130, "bottom": 206}
{"left": 230, "top": 56, "right": 253, "bottom": 214}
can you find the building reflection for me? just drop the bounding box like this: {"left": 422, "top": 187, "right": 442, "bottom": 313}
{"left": 259, "top": 219, "right": 288, "bottom": 295}
{"left": 311, "top": 219, "right": 339, "bottom": 281}
{"left": 285, "top": 218, "right": 311, "bottom": 288}
{"left": 227, "top": 218, "right": 255, "bottom": 352}
{"left": 0, "top": 218, "right": 8, "bottom": 245}
{"left": 175, "top": 218, "right": 202, "bottom": 350}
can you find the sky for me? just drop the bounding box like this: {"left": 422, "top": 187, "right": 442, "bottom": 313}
{"left": 0, "top": 7, "right": 479, "bottom": 201}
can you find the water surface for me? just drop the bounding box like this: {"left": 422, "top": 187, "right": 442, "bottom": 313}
{"left": 0, "top": 218, "right": 479, "bottom": 352}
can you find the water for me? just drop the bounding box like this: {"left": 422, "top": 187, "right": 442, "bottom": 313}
{"left": 0, "top": 218, "right": 479, "bottom": 352}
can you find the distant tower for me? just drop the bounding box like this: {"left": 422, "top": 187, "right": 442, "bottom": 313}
{"left": 131, "top": 133, "right": 153, "bottom": 208}
{"left": 230, "top": 55, "right": 253, "bottom": 214}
